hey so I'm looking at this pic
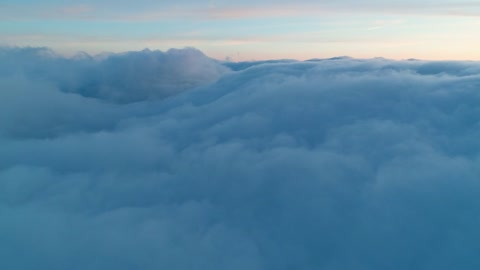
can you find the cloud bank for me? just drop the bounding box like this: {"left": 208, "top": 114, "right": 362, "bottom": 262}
{"left": 2, "top": 47, "right": 480, "bottom": 269}
{"left": 1, "top": 47, "right": 227, "bottom": 104}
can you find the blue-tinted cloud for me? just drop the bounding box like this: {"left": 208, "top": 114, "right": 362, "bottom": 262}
{"left": 2, "top": 47, "right": 480, "bottom": 269}
{"left": 0, "top": 47, "right": 227, "bottom": 104}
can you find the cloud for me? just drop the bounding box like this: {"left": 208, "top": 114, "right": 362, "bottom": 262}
{"left": 2, "top": 47, "right": 480, "bottom": 269}
{"left": 0, "top": 46, "right": 228, "bottom": 104}
{"left": 3, "top": 1, "right": 480, "bottom": 22}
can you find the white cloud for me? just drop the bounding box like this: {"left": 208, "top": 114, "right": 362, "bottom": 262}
{"left": 1, "top": 47, "right": 480, "bottom": 269}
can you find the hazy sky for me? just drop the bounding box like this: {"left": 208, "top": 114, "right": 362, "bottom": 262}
{"left": 1, "top": 0, "right": 480, "bottom": 60}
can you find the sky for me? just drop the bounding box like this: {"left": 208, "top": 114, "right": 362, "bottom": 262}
{"left": 3, "top": 1, "right": 480, "bottom": 269}
{"left": 1, "top": 0, "right": 480, "bottom": 60}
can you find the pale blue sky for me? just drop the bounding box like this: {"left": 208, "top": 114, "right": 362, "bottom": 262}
{"left": 1, "top": 0, "right": 480, "bottom": 60}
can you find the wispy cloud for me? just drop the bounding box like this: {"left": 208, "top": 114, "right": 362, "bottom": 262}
{"left": 366, "top": 19, "right": 406, "bottom": 31}
{"left": 2, "top": 2, "right": 480, "bottom": 22}
{"left": 57, "top": 5, "right": 94, "bottom": 16}
{"left": 106, "top": 3, "right": 480, "bottom": 22}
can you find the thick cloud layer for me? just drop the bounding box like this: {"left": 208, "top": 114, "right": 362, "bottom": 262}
{"left": 2, "top": 47, "right": 480, "bottom": 269}
{"left": 0, "top": 47, "right": 227, "bottom": 104}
